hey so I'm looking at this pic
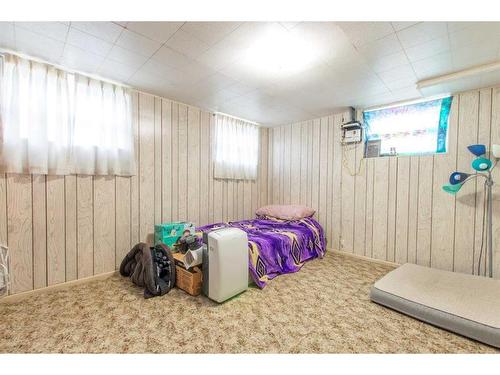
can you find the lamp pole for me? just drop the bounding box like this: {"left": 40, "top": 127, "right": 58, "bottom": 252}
{"left": 487, "top": 172, "right": 493, "bottom": 278}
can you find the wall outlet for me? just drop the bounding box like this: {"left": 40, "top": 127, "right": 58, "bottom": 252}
{"left": 492, "top": 144, "right": 500, "bottom": 158}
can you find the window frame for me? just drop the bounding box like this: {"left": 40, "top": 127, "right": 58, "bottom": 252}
{"left": 362, "top": 95, "right": 453, "bottom": 159}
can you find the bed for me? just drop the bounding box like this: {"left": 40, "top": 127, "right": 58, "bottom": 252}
{"left": 196, "top": 216, "right": 326, "bottom": 288}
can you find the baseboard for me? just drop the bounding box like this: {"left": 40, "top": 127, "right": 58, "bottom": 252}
{"left": 330, "top": 249, "right": 399, "bottom": 268}
{"left": 0, "top": 270, "right": 119, "bottom": 304}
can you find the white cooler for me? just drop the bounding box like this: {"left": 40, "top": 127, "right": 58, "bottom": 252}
{"left": 202, "top": 227, "right": 248, "bottom": 303}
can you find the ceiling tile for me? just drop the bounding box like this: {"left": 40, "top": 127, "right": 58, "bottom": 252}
{"left": 66, "top": 27, "right": 114, "bottom": 57}
{"left": 195, "top": 72, "right": 240, "bottom": 92}
{"left": 178, "top": 61, "right": 216, "bottom": 83}
{"left": 348, "top": 78, "right": 390, "bottom": 97}
{"left": 397, "top": 22, "right": 447, "bottom": 49}
{"left": 391, "top": 22, "right": 420, "bottom": 31}
{"left": 411, "top": 52, "right": 453, "bottom": 80}
{"left": 0, "top": 22, "right": 16, "bottom": 50}
{"left": 449, "top": 22, "right": 500, "bottom": 49}
{"left": 225, "top": 80, "right": 256, "bottom": 96}
{"left": 194, "top": 23, "right": 277, "bottom": 70}
{"left": 404, "top": 35, "right": 450, "bottom": 62}
{"left": 354, "top": 91, "right": 396, "bottom": 109}
{"left": 98, "top": 59, "right": 137, "bottom": 83}
{"left": 127, "top": 69, "right": 175, "bottom": 93}
{"left": 60, "top": 44, "right": 104, "bottom": 74}
{"left": 165, "top": 29, "right": 210, "bottom": 59}
{"left": 479, "top": 69, "right": 500, "bottom": 89}
{"left": 337, "top": 22, "right": 394, "bottom": 47}
{"left": 217, "top": 59, "right": 269, "bottom": 87}
{"left": 290, "top": 22, "right": 354, "bottom": 66}
{"left": 14, "top": 26, "right": 65, "bottom": 63}
{"left": 139, "top": 58, "right": 181, "bottom": 83}
{"left": 378, "top": 64, "right": 417, "bottom": 84}
{"left": 195, "top": 41, "right": 243, "bottom": 71}
{"left": 279, "top": 22, "right": 301, "bottom": 30}
{"left": 452, "top": 40, "right": 499, "bottom": 71}
{"left": 180, "top": 22, "right": 241, "bottom": 46}
{"left": 389, "top": 86, "right": 422, "bottom": 100}
{"left": 15, "top": 22, "right": 69, "bottom": 43}
{"left": 356, "top": 34, "right": 403, "bottom": 60}
{"left": 115, "top": 29, "right": 162, "bottom": 57}
{"left": 368, "top": 51, "right": 410, "bottom": 73}
{"left": 384, "top": 77, "right": 417, "bottom": 91}
{"left": 151, "top": 45, "right": 193, "bottom": 70}
{"left": 71, "top": 22, "right": 123, "bottom": 43}
{"left": 107, "top": 45, "right": 150, "bottom": 70}
{"left": 125, "top": 22, "right": 183, "bottom": 43}
{"left": 7, "top": 21, "right": 500, "bottom": 126}
{"left": 447, "top": 22, "right": 473, "bottom": 33}
{"left": 213, "top": 88, "right": 243, "bottom": 102}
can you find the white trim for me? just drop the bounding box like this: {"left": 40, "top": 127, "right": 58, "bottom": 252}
{"left": 417, "top": 60, "right": 500, "bottom": 89}
{"left": 331, "top": 248, "right": 399, "bottom": 268}
{"left": 0, "top": 48, "right": 131, "bottom": 89}
{"left": 213, "top": 111, "right": 260, "bottom": 126}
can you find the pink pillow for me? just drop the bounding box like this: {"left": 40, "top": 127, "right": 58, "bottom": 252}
{"left": 255, "top": 205, "right": 315, "bottom": 220}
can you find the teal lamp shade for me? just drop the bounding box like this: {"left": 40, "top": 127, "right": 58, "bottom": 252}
{"left": 442, "top": 183, "right": 463, "bottom": 195}
{"left": 472, "top": 157, "right": 492, "bottom": 171}
{"left": 467, "top": 144, "right": 486, "bottom": 157}
{"left": 449, "top": 172, "right": 470, "bottom": 185}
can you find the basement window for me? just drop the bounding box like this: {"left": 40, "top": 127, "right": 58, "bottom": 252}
{"left": 363, "top": 96, "right": 453, "bottom": 158}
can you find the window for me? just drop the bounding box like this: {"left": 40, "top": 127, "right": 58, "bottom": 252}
{"left": 0, "top": 53, "right": 135, "bottom": 176}
{"left": 214, "top": 113, "right": 259, "bottom": 180}
{"left": 363, "top": 96, "right": 453, "bottom": 158}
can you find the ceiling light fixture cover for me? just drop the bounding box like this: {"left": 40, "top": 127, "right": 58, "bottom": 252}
{"left": 241, "top": 26, "right": 320, "bottom": 77}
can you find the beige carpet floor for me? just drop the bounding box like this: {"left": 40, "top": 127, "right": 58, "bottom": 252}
{"left": 0, "top": 252, "right": 497, "bottom": 353}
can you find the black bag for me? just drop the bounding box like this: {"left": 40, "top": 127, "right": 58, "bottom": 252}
{"left": 120, "top": 242, "right": 176, "bottom": 299}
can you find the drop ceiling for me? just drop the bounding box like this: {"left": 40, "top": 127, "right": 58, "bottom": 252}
{"left": 1, "top": 21, "right": 500, "bottom": 126}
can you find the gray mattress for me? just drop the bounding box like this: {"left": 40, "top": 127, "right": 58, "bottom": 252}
{"left": 370, "top": 263, "right": 500, "bottom": 349}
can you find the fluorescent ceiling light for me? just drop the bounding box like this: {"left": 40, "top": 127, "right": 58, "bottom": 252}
{"left": 241, "top": 26, "right": 320, "bottom": 77}
{"left": 417, "top": 60, "right": 500, "bottom": 89}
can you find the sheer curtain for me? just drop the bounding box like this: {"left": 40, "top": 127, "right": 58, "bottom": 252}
{"left": 0, "top": 54, "right": 135, "bottom": 175}
{"left": 214, "top": 114, "right": 259, "bottom": 180}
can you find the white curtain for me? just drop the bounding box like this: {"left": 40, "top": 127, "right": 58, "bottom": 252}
{"left": 214, "top": 114, "right": 259, "bottom": 180}
{"left": 0, "top": 54, "right": 135, "bottom": 176}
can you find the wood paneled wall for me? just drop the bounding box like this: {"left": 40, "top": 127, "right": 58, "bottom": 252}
{"left": 269, "top": 86, "right": 500, "bottom": 278}
{"left": 268, "top": 113, "right": 349, "bottom": 253}
{"left": 0, "top": 91, "right": 269, "bottom": 295}
{"left": 3, "top": 84, "right": 500, "bottom": 297}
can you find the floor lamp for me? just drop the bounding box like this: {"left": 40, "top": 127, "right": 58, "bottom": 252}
{"left": 442, "top": 144, "right": 496, "bottom": 278}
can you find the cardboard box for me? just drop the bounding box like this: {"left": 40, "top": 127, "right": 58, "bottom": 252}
{"left": 154, "top": 222, "right": 195, "bottom": 248}
{"left": 173, "top": 252, "right": 203, "bottom": 296}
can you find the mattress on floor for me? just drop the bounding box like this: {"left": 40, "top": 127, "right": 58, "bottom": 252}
{"left": 370, "top": 263, "right": 500, "bottom": 348}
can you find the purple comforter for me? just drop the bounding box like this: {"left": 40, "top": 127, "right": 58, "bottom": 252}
{"left": 197, "top": 216, "right": 326, "bottom": 288}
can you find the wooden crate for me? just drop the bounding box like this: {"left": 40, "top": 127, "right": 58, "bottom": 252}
{"left": 172, "top": 252, "right": 202, "bottom": 296}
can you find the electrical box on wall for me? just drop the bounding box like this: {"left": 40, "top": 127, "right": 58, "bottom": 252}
{"left": 341, "top": 120, "right": 363, "bottom": 144}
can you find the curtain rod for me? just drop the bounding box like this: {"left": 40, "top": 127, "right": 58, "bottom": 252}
{"left": 0, "top": 48, "right": 131, "bottom": 89}
{"left": 213, "top": 111, "right": 260, "bottom": 126}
